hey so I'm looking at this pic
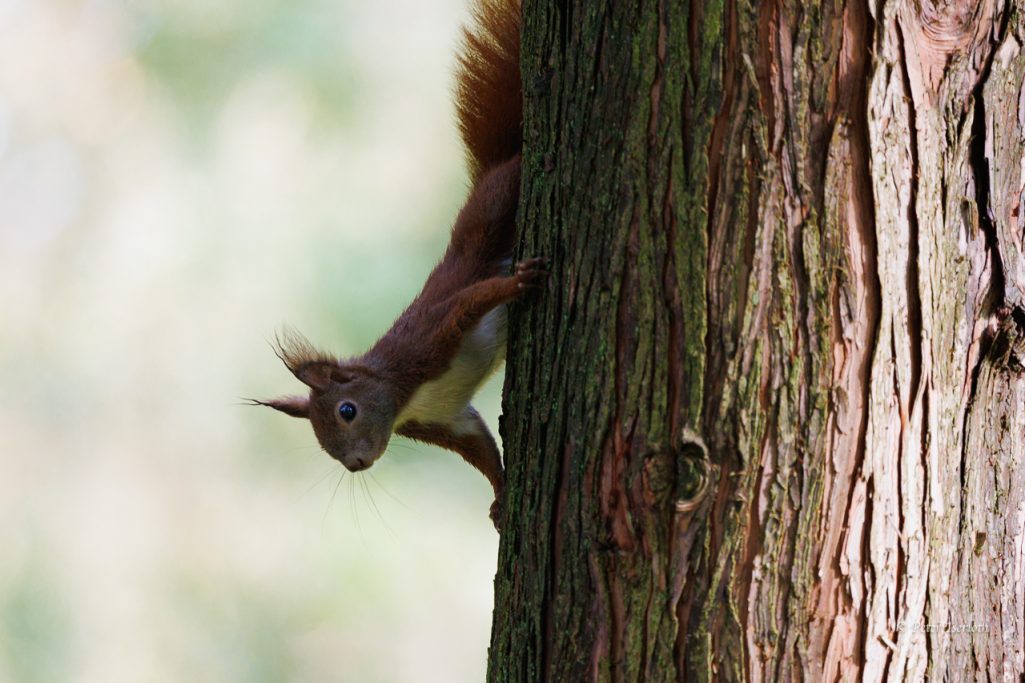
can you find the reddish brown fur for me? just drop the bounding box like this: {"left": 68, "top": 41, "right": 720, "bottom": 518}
{"left": 258, "top": 0, "right": 531, "bottom": 529}
{"left": 456, "top": 0, "right": 522, "bottom": 182}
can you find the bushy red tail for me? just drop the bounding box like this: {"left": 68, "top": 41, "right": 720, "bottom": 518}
{"left": 455, "top": 0, "right": 521, "bottom": 182}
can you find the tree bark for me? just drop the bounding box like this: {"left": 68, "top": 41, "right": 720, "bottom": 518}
{"left": 489, "top": 0, "right": 1025, "bottom": 680}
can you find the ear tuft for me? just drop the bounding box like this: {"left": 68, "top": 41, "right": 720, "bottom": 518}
{"left": 272, "top": 327, "right": 340, "bottom": 390}
{"left": 247, "top": 396, "right": 310, "bottom": 419}
{"left": 269, "top": 327, "right": 361, "bottom": 391}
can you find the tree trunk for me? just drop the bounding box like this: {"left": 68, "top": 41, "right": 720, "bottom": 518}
{"left": 488, "top": 0, "right": 1025, "bottom": 680}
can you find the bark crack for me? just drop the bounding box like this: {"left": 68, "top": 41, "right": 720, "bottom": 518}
{"left": 969, "top": 68, "right": 1004, "bottom": 306}
{"left": 845, "top": 3, "right": 881, "bottom": 678}
{"left": 895, "top": 18, "right": 924, "bottom": 415}
{"left": 703, "top": 0, "right": 738, "bottom": 260}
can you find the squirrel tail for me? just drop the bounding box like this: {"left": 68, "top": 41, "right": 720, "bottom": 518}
{"left": 455, "top": 0, "right": 521, "bottom": 183}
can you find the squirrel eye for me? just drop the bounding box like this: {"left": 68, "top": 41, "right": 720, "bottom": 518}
{"left": 338, "top": 402, "right": 357, "bottom": 422}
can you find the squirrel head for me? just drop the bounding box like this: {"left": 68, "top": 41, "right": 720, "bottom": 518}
{"left": 256, "top": 331, "right": 396, "bottom": 472}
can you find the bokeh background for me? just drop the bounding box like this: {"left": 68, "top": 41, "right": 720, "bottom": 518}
{"left": 0, "top": 0, "right": 503, "bottom": 680}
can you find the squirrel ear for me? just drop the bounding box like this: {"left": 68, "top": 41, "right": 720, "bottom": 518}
{"left": 250, "top": 396, "right": 310, "bottom": 419}
{"left": 295, "top": 362, "right": 353, "bottom": 391}
{"left": 296, "top": 363, "right": 333, "bottom": 391}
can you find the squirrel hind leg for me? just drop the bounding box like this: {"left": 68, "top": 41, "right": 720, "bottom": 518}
{"left": 395, "top": 408, "right": 506, "bottom": 530}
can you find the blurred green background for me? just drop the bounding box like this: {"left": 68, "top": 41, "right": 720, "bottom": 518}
{"left": 0, "top": 0, "right": 503, "bottom": 680}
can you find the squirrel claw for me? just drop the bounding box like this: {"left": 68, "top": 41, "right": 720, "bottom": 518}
{"left": 514, "top": 257, "right": 548, "bottom": 290}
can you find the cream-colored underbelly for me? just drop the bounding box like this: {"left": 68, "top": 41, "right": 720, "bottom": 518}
{"left": 395, "top": 305, "right": 507, "bottom": 433}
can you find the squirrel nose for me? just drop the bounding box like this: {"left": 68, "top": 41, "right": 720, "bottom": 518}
{"left": 352, "top": 457, "right": 368, "bottom": 471}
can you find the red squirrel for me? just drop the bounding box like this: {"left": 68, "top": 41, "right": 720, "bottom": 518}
{"left": 255, "top": 0, "right": 537, "bottom": 530}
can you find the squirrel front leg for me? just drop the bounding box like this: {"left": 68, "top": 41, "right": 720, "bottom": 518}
{"left": 397, "top": 408, "right": 506, "bottom": 529}
{"left": 433, "top": 258, "right": 547, "bottom": 349}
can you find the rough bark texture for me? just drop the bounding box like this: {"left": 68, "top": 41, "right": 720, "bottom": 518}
{"left": 489, "top": 0, "right": 1025, "bottom": 681}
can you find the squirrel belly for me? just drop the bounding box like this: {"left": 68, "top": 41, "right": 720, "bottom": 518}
{"left": 394, "top": 304, "right": 507, "bottom": 435}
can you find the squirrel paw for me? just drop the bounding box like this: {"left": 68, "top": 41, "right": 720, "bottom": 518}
{"left": 489, "top": 497, "right": 503, "bottom": 532}
{"left": 514, "top": 257, "right": 548, "bottom": 290}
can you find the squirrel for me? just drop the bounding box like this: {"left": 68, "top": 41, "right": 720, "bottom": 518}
{"left": 254, "top": 0, "right": 538, "bottom": 530}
